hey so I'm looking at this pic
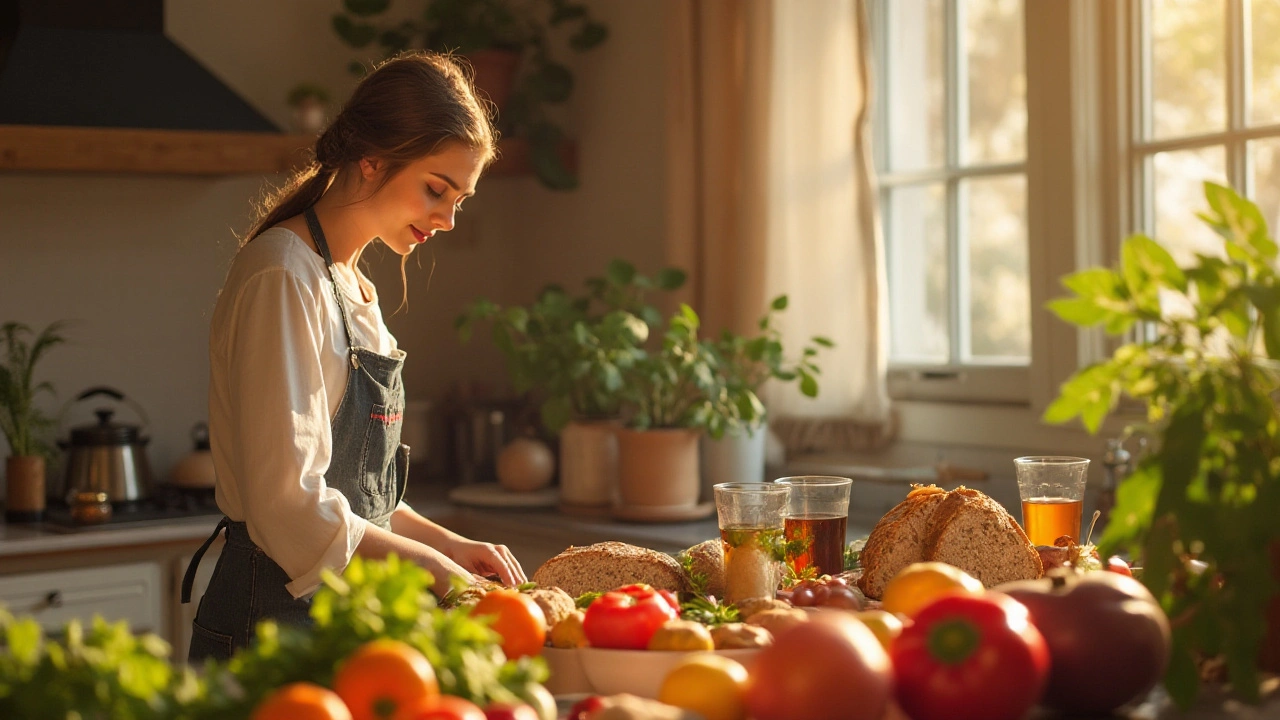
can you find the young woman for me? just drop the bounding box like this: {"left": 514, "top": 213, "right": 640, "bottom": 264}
{"left": 182, "top": 52, "right": 525, "bottom": 662}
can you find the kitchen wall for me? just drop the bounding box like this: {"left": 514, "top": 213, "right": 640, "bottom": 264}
{"left": 0, "top": 0, "right": 667, "bottom": 482}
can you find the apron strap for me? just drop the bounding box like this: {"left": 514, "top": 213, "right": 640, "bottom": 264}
{"left": 181, "top": 516, "right": 230, "bottom": 604}
{"left": 303, "top": 206, "right": 358, "bottom": 358}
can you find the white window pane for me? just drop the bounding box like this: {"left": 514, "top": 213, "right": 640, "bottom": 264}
{"left": 1150, "top": 0, "right": 1226, "bottom": 139}
{"left": 888, "top": 184, "right": 949, "bottom": 362}
{"left": 1152, "top": 147, "right": 1228, "bottom": 266}
{"left": 965, "top": 175, "right": 1029, "bottom": 361}
{"left": 963, "top": 0, "right": 1025, "bottom": 165}
{"left": 1250, "top": 1, "right": 1280, "bottom": 126}
{"left": 887, "top": 0, "right": 946, "bottom": 172}
{"left": 1250, "top": 139, "right": 1280, "bottom": 232}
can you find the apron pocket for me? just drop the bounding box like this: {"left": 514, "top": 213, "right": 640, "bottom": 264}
{"left": 188, "top": 619, "right": 234, "bottom": 663}
{"left": 360, "top": 402, "right": 401, "bottom": 498}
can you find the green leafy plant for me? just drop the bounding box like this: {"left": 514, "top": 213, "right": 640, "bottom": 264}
{"left": 455, "top": 259, "right": 686, "bottom": 433}
{"left": 0, "top": 555, "right": 545, "bottom": 718}
{"left": 332, "top": 0, "right": 608, "bottom": 190}
{"left": 1044, "top": 181, "right": 1280, "bottom": 707}
{"left": 0, "top": 321, "right": 67, "bottom": 459}
{"left": 706, "top": 295, "right": 834, "bottom": 438}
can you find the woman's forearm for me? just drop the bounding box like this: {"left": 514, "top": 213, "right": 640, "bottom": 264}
{"left": 389, "top": 505, "right": 465, "bottom": 553}
{"left": 355, "top": 520, "right": 470, "bottom": 595}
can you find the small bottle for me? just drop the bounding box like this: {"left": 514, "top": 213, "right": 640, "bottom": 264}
{"left": 70, "top": 491, "right": 112, "bottom": 525}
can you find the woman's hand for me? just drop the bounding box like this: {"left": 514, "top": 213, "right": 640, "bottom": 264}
{"left": 447, "top": 538, "right": 527, "bottom": 586}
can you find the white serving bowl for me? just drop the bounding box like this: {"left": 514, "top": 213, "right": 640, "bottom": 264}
{"left": 541, "top": 646, "right": 593, "bottom": 696}
{"left": 577, "top": 647, "right": 760, "bottom": 699}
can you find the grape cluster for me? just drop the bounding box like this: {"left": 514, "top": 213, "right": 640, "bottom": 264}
{"left": 777, "top": 576, "right": 863, "bottom": 610}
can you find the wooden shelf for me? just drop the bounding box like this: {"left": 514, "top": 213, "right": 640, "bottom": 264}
{"left": 0, "top": 125, "right": 575, "bottom": 178}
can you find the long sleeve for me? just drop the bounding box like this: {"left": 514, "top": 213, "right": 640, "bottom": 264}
{"left": 214, "top": 266, "right": 367, "bottom": 598}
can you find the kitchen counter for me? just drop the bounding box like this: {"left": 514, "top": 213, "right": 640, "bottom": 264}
{"left": 0, "top": 512, "right": 221, "bottom": 558}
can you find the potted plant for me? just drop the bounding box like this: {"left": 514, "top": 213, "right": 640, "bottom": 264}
{"left": 1, "top": 321, "right": 67, "bottom": 522}
{"left": 332, "top": 0, "right": 608, "bottom": 190}
{"left": 700, "top": 295, "right": 833, "bottom": 494}
{"left": 286, "top": 83, "right": 331, "bottom": 135}
{"left": 1044, "top": 182, "right": 1280, "bottom": 707}
{"left": 456, "top": 260, "right": 685, "bottom": 507}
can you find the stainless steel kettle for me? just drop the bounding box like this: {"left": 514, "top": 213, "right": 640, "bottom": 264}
{"left": 54, "top": 386, "right": 155, "bottom": 505}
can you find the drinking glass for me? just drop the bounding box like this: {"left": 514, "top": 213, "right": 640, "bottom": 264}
{"left": 774, "top": 476, "right": 853, "bottom": 577}
{"left": 713, "top": 482, "right": 791, "bottom": 603}
{"left": 1014, "top": 456, "right": 1090, "bottom": 545}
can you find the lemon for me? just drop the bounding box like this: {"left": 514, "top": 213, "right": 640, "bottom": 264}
{"left": 658, "top": 653, "right": 749, "bottom": 720}
{"left": 880, "top": 562, "right": 983, "bottom": 618}
{"left": 852, "top": 609, "right": 905, "bottom": 650}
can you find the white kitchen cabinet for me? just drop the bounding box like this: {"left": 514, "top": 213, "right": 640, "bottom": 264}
{"left": 0, "top": 562, "right": 163, "bottom": 635}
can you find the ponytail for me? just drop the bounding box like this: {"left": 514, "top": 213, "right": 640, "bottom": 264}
{"left": 238, "top": 50, "right": 496, "bottom": 256}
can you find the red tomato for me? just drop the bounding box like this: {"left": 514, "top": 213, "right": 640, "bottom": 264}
{"left": 566, "top": 696, "right": 605, "bottom": 720}
{"left": 745, "top": 612, "right": 892, "bottom": 720}
{"left": 891, "top": 592, "right": 1049, "bottom": 720}
{"left": 395, "top": 695, "right": 487, "bottom": 720}
{"left": 1106, "top": 556, "right": 1134, "bottom": 577}
{"left": 482, "top": 703, "right": 539, "bottom": 720}
{"left": 582, "top": 584, "right": 680, "bottom": 649}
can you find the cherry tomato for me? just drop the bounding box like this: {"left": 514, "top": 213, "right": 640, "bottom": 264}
{"left": 566, "top": 696, "right": 605, "bottom": 720}
{"left": 583, "top": 584, "right": 680, "bottom": 649}
{"left": 397, "top": 695, "right": 487, "bottom": 720}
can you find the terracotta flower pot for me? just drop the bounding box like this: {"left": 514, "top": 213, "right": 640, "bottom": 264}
{"left": 466, "top": 49, "right": 521, "bottom": 112}
{"left": 558, "top": 419, "right": 620, "bottom": 507}
{"left": 5, "top": 455, "right": 46, "bottom": 522}
{"left": 615, "top": 427, "right": 701, "bottom": 509}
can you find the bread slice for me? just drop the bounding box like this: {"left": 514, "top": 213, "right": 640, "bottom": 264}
{"left": 923, "top": 487, "right": 1043, "bottom": 588}
{"left": 532, "top": 541, "right": 688, "bottom": 598}
{"left": 856, "top": 485, "right": 949, "bottom": 599}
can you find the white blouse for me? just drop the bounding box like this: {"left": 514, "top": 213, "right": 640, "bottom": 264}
{"left": 207, "top": 227, "right": 403, "bottom": 598}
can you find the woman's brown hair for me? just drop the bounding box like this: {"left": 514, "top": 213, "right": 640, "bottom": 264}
{"left": 244, "top": 51, "right": 498, "bottom": 244}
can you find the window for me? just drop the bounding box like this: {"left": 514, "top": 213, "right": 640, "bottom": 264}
{"left": 869, "top": 0, "right": 1030, "bottom": 403}
{"left": 1122, "top": 0, "right": 1280, "bottom": 263}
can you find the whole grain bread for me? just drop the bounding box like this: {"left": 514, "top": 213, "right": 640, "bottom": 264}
{"left": 857, "top": 484, "right": 1042, "bottom": 599}
{"left": 856, "top": 485, "right": 949, "bottom": 599}
{"left": 923, "top": 487, "right": 1043, "bottom": 588}
{"left": 532, "top": 541, "right": 688, "bottom": 598}
{"left": 679, "top": 539, "right": 725, "bottom": 599}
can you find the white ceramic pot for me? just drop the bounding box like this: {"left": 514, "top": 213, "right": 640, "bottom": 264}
{"left": 701, "top": 421, "right": 768, "bottom": 501}
{"left": 558, "top": 419, "right": 620, "bottom": 507}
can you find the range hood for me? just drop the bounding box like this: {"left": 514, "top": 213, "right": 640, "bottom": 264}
{"left": 0, "top": 0, "right": 277, "bottom": 132}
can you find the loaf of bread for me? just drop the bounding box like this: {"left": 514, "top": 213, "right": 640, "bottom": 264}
{"left": 532, "top": 541, "right": 689, "bottom": 597}
{"left": 857, "top": 484, "right": 1042, "bottom": 599}
{"left": 679, "top": 539, "right": 725, "bottom": 599}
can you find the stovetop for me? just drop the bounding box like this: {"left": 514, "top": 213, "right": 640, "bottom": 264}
{"left": 39, "top": 486, "right": 222, "bottom": 533}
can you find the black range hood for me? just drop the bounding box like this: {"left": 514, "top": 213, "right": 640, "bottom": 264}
{"left": 0, "top": 0, "right": 278, "bottom": 132}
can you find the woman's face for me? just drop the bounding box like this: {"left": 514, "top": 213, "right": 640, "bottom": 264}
{"left": 359, "top": 143, "right": 484, "bottom": 256}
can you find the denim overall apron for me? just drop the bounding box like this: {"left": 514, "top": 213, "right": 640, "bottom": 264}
{"left": 182, "top": 208, "right": 409, "bottom": 663}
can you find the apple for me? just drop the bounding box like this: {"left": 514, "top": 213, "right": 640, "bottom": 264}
{"left": 999, "top": 569, "right": 1171, "bottom": 714}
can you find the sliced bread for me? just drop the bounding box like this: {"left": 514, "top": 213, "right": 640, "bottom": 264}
{"left": 532, "top": 541, "right": 688, "bottom": 598}
{"left": 856, "top": 485, "right": 950, "bottom": 599}
{"left": 923, "top": 487, "right": 1043, "bottom": 588}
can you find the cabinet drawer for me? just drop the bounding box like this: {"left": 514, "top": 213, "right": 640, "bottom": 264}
{"left": 0, "top": 562, "right": 162, "bottom": 634}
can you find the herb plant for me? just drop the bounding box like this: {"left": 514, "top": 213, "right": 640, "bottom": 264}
{"left": 332, "top": 0, "right": 608, "bottom": 189}
{"left": 1044, "top": 182, "right": 1280, "bottom": 706}
{"left": 707, "top": 295, "right": 833, "bottom": 438}
{"left": 0, "top": 321, "right": 67, "bottom": 459}
{"left": 456, "top": 259, "right": 686, "bottom": 433}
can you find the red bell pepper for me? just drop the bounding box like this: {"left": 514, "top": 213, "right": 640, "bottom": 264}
{"left": 890, "top": 592, "right": 1049, "bottom": 720}
{"left": 582, "top": 584, "right": 680, "bottom": 649}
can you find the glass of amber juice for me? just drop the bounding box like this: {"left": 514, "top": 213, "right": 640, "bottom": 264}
{"left": 774, "top": 476, "right": 853, "bottom": 577}
{"left": 714, "top": 482, "right": 791, "bottom": 604}
{"left": 1014, "top": 456, "right": 1090, "bottom": 546}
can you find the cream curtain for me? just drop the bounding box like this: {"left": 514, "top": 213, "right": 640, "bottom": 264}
{"left": 664, "top": 0, "right": 894, "bottom": 453}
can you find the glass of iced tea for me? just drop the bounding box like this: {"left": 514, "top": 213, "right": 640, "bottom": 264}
{"left": 774, "top": 475, "right": 852, "bottom": 577}
{"left": 713, "top": 482, "right": 792, "bottom": 604}
{"left": 1014, "top": 456, "right": 1090, "bottom": 546}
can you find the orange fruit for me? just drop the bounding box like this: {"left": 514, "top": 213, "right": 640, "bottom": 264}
{"left": 659, "top": 653, "right": 749, "bottom": 720}
{"left": 471, "top": 589, "right": 547, "bottom": 659}
{"left": 333, "top": 639, "right": 439, "bottom": 720}
{"left": 852, "top": 609, "right": 906, "bottom": 650}
{"left": 251, "top": 682, "right": 353, "bottom": 720}
{"left": 880, "top": 562, "right": 984, "bottom": 618}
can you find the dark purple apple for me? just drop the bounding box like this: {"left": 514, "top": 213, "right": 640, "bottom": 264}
{"left": 999, "top": 568, "right": 1171, "bottom": 714}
